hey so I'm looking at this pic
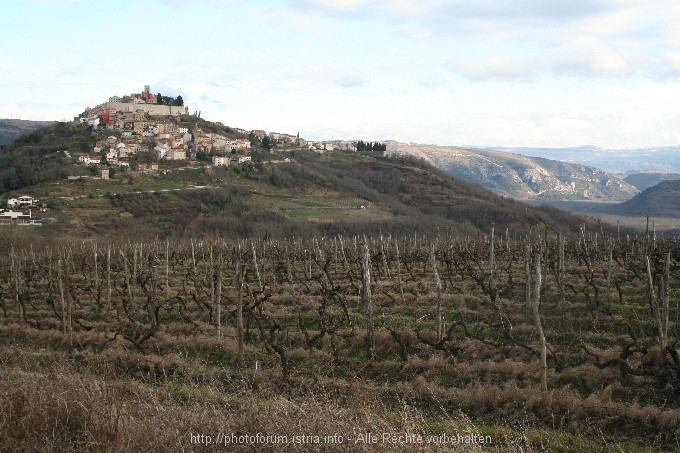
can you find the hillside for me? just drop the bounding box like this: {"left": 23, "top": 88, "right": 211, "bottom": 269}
{"left": 597, "top": 179, "right": 680, "bottom": 218}
{"left": 0, "top": 110, "right": 626, "bottom": 244}
{"left": 0, "top": 149, "right": 607, "bottom": 246}
{"left": 0, "top": 119, "right": 56, "bottom": 145}
{"left": 623, "top": 172, "right": 680, "bottom": 191}
{"left": 386, "top": 142, "right": 638, "bottom": 202}
{"left": 0, "top": 121, "right": 94, "bottom": 193}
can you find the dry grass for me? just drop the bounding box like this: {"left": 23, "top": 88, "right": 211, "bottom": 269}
{"left": 0, "top": 344, "right": 510, "bottom": 453}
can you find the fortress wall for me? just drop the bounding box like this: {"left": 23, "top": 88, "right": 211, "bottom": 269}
{"left": 104, "top": 102, "right": 188, "bottom": 116}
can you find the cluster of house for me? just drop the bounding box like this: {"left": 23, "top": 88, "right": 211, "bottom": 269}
{"left": 74, "top": 85, "right": 354, "bottom": 171}
{"left": 265, "top": 131, "right": 342, "bottom": 152}
{"left": 1, "top": 196, "right": 41, "bottom": 225}
{"left": 74, "top": 85, "right": 259, "bottom": 168}
{"left": 193, "top": 129, "right": 251, "bottom": 154}
{"left": 211, "top": 155, "right": 252, "bottom": 166}
{"left": 78, "top": 86, "right": 188, "bottom": 129}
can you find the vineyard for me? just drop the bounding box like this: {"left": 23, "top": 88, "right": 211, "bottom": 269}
{"left": 1, "top": 228, "right": 680, "bottom": 451}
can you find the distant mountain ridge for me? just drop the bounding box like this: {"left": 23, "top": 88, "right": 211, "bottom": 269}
{"left": 386, "top": 141, "right": 639, "bottom": 202}
{"left": 623, "top": 172, "right": 680, "bottom": 191}
{"left": 0, "top": 119, "right": 56, "bottom": 146}
{"left": 491, "top": 145, "right": 680, "bottom": 174}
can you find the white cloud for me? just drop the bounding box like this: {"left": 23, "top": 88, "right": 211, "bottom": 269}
{"left": 416, "top": 73, "right": 448, "bottom": 89}
{"left": 448, "top": 55, "right": 538, "bottom": 81}
{"left": 664, "top": 52, "right": 680, "bottom": 75}
{"left": 294, "top": 0, "right": 366, "bottom": 13}
{"left": 447, "top": 36, "right": 640, "bottom": 81}
{"left": 334, "top": 75, "right": 370, "bottom": 88}
{"left": 548, "top": 36, "right": 630, "bottom": 78}
{"left": 291, "top": 0, "right": 678, "bottom": 83}
{"left": 158, "top": 0, "right": 240, "bottom": 5}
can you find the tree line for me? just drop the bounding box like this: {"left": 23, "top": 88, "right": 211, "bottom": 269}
{"left": 156, "top": 93, "right": 184, "bottom": 107}
{"left": 355, "top": 140, "right": 386, "bottom": 152}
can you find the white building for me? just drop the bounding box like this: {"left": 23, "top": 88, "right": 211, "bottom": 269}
{"left": 7, "top": 195, "right": 36, "bottom": 209}
{"left": 168, "top": 148, "right": 186, "bottom": 160}
{"left": 105, "top": 150, "right": 118, "bottom": 162}
{"left": 0, "top": 209, "right": 41, "bottom": 225}
{"left": 232, "top": 155, "right": 252, "bottom": 164}
{"left": 78, "top": 156, "right": 101, "bottom": 165}
{"left": 235, "top": 139, "right": 251, "bottom": 149}
{"left": 154, "top": 145, "right": 168, "bottom": 159}
{"left": 212, "top": 156, "right": 230, "bottom": 167}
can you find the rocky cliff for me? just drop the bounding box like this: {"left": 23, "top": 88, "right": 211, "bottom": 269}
{"left": 387, "top": 142, "right": 639, "bottom": 202}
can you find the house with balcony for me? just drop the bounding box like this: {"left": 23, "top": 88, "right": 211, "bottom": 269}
{"left": 7, "top": 196, "right": 36, "bottom": 209}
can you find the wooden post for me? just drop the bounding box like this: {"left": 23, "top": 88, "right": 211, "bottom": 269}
{"left": 58, "top": 257, "right": 66, "bottom": 335}
{"left": 662, "top": 252, "right": 670, "bottom": 353}
{"left": 646, "top": 255, "right": 666, "bottom": 351}
{"left": 132, "top": 243, "right": 138, "bottom": 298}
{"left": 339, "top": 234, "right": 347, "bottom": 271}
{"left": 361, "top": 237, "right": 374, "bottom": 361}
{"left": 236, "top": 257, "right": 245, "bottom": 368}
{"left": 215, "top": 250, "right": 222, "bottom": 339}
{"left": 209, "top": 244, "right": 215, "bottom": 316}
{"left": 380, "top": 233, "right": 391, "bottom": 280}
{"left": 489, "top": 224, "right": 495, "bottom": 282}
{"left": 533, "top": 253, "right": 547, "bottom": 392}
{"left": 606, "top": 241, "right": 613, "bottom": 304}
{"left": 11, "top": 250, "right": 23, "bottom": 323}
{"left": 64, "top": 250, "right": 73, "bottom": 349}
{"left": 395, "top": 239, "right": 404, "bottom": 304}
{"left": 191, "top": 239, "right": 196, "bottom": 274}
{"left": 165, "top": 239, "right": 170, "bottom": 301}
{"left": 524, "top": 241, "right": 532, "bottom": 318}
{"left": 107, "top": 246, "right": 112, "bottom": 310}
{"left": 431, "top": 243, "right": 443, "bottom": 341}
{"left": 93, "top": 244, "right": 99, "bottom": 311}
{"left": 121, "top": 250, "right": 133, "bottom": 318}
{"left": 558, "top": 233, "right": 565, "bottom": 310}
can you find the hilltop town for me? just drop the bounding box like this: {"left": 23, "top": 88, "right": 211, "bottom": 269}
{"left": 76, "top": 85, "right": 351, "bottom": 172}
{"left": 0, "top": 85, "right": 387, "bottom": 228}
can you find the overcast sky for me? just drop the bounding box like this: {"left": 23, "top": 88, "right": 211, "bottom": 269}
{"left": 2, "top": 0, "right": 679, "bottom": 148}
